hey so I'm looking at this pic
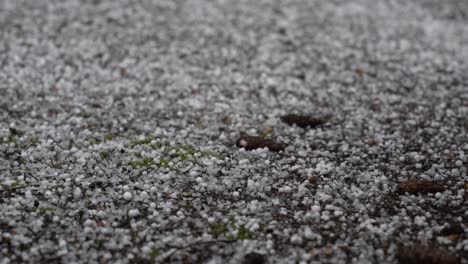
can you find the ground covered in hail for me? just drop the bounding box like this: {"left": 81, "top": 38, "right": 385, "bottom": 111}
{"left": 1, "top": 0, "right": 468, "bottom": 263}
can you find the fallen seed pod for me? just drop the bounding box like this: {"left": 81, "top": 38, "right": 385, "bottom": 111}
{"left": 280, "top": 114, "right": 326, "bottom": 128}
{"left": 396, "top": 180, "right": 446, "bottom": 194}
{"left": 236, "top": 135, "right": 285, "bottom": 152}
{"left": 396, "top": 244, "right": 460, "bottom": 264}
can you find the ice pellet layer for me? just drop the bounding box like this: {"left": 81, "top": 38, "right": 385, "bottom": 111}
{"left": 0, "top": 0, "right": 467, "bottom": 263}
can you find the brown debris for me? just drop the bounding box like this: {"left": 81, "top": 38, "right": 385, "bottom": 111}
{"left": 242, "top": 252, "right": 266, "bottom": 264}
{"left": 222, "top": 116, "right": 232, "bottom": 125}
{"left": 280, "top": 114, "right": 326, "bottom": 128}
{"left": 447, "top": 234, "right": 460, "bottom": 241}
{"left": 396, "top": 180, "right": 446, "bottom": 194}
{"left": 308, "top": 175, "right": 317, "bottom": 185}
{"left": 367, "top": 138, "right": 379, "bottom": 146}
{"left": 440, "top": 223, "right": 464, "bottom": 236}
{"left": 355, "top": 68, "right": 364, "bottom": 77}
{"left": 236, "top": 135, "right": 285, "bottom": 152}
{"left": 396, "top": 244, "right": 460, "bottom": 264}
{"left": 322, "top": 246, "right": 334, "bottom": 257}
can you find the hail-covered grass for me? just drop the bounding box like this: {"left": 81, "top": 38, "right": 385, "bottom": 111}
{"left": 1, "top": 0, "right": 467, "bottom": 263}
{"left": 124, "top": 136, "right": 223, "bottom": 173}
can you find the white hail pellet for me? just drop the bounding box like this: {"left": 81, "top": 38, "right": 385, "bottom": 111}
{"left": 129, "top": 209, "right": 140, "bottom": 217}
{"left": 123, "top": 192, "right": 133, "bottom": 201}
{"left": 73, "top": 187, "right": 82, "bottom": 199}
{"left": 139, "top": 191, "right": 149, "bottom": 200}
{"left": 311, "top": 205, "right": 321, "bottom": 212}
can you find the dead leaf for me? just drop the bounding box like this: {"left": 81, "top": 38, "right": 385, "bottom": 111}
{"left": 236, "top": 135, "right": 285, "bottom": 152}
{"left": 367, "top": 138, "right": 379, "bottom": 146}
{"left": 280, "top": 114, "right": 327, "bottom": 128}
{"left": 396, "top": 244, "right": 460, "bottom": 264}
{"left": 396, "top": 180, "right": 446, "bottom": 194}
{"left": 355, "top": 68, "right": 364, "bottom": 77}
{"left": 322, "top": 246, "right": 334, "bottom": 256}
{"left": 222, "top": 116, "right": 232, "bottom": 125}
{"left": 447, "top": 234, "right": 459, "bottom": 241}
{"left": 309, "top": 176, "right": 316, "bottom": 185}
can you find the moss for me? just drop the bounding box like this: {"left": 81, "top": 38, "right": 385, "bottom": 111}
{"left": 129, "top": 136, "right": 222, "bottom": 158}
{"left": 150, "top": 248, "right": 161, "bottom": 259}
{"left": 210, "top": 223, "right": 228, "bottom": 237}
{"left": 129, "top": 137, "right": 158, "bottom": 147}
{"left": 86, "top": 136, "right": 102, "bottom": 145}
{"left": 68, "top": 241, "right": 78, "bottom": 248}
{"left": 26, "top": 136, "right": 40, "bottom": 146}
{"left": 0, "top": 134, "right": 20, "bottom": 146}
{"left": 100, "top": 151, "right": 110, "bottom": 159}
{"left": 38, "top": 207, "right": 56, "bottom": 213}
{"left": 174, "top": 144, "right": 197, "bottom": 155}
{"left": 200, "top": 150, "right": 224, "bottom": 159}
{"left": 104, "top": 133, "right": 114, "bottom": 141}
{"left": 0, "top": 132, "right": 38, "bottom": 147}
{"left": 125, "top": 136, "right": 223, "bottom": 174}
{"left": 129, "top": 157, "right": 176, "bottom": 172}
{"left": 129, "top": 157, "right": 156, "bottom": 169}
{"left": 10, "top": 180, "right": 25, "bottom": 189}
{"left": 236, "top": 225, "right": 254, "bottom": 240}
{"left": 86, "top": 133, "right": 117, "bottom": 146}
{"left": 0, "top": 180, "right": 26, "bottom": 190}
{"left": 259, "top": 127, "right": 274, "bottom": 137}
{"left": 0, "top": 128, "right": 41, "bottom": 150}
{"left": 226, "top": 223, "right": 255, "bottom": 240}
{"left": 210, "top": 219, "right": 255, "bottom": 241}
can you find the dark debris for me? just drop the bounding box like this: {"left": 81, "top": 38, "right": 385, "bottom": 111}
{"left": 236, "top": 135, "right": 285, "bottom": 152}
{"left": 280, "top": 114, "right": 327, "bottom": 128}
{"left": 396, "top": 180, "right": 446, "bottom": 194}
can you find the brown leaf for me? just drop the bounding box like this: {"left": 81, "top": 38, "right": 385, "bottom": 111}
{"left": 367, "top": 138, "right": 379, "bottom": 146}
{"left": 396, "top": 245, "right": 460, "bottom": 264}
{"left": 222, "top": 116, "right": 232, "bottom": 125}
{"left": 355, "top": 68, "right": 364, "bottom": 77}
{"left": 447, "top": 234, "right": 459, "bottom": 241}
{"left": 236, "top": 135, "right": 285, "bottom": 152}
{"left": 280, "top": 114, "right": 327, "bottom": 128}
{"left": 322, "top": 246, "right": 334, "bottom": 256}
{"left": 396, "top": 180, "right": 446, "bottom": 194}
{"left": 308, "top": 175, "right": 317, "bottom": 185}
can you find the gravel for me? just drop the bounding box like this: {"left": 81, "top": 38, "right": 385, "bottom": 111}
{"left": 1, "top": 0, "right": 467, "bottom": 263}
